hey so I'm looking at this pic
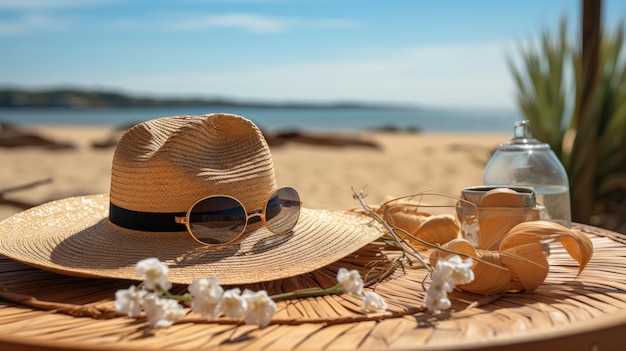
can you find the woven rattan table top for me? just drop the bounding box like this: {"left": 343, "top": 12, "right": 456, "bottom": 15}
{"left": 0, "top": 223, "right": 625, "bottom": 351}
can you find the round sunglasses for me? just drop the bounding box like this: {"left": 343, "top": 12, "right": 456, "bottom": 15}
{"left": 174, "top": 187, "right": 301, "bottom": 246}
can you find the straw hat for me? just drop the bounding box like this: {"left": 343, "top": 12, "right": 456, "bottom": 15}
{"left": 0, "top": 114, "right": 382, "bottom": 285}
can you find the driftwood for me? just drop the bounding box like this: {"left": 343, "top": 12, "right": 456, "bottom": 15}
{"left": 265, "top": 130, "right": 381, "bottom": 149}
{"left": 91, "top": 127, "right": 383, "bottom": 150}
{"left": 0, "top": 178, "right": 52, "bottom": 210}
{"left": 91, "top": 135, "right": 121, "bottom": 149}
{"left": 91, "top": 122, "right": 137, "bottom": 149}
{"left": 0, "top": 123, "right": 75, "bottom": 149}
{"left": 368, "top": 124, "right": 421, "bottom": 133}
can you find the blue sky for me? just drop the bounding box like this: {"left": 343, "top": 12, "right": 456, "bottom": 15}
{"left": 1, "top": 0, "right": 625, "bottom": 109}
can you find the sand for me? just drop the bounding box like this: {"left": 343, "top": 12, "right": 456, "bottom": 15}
{"left": 0, "top": 126, "right": 508, "bottom": 221}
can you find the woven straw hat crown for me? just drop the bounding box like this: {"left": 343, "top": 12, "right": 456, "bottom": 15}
{"left": 110, "top": 114, "right": 276, "bottom": 217}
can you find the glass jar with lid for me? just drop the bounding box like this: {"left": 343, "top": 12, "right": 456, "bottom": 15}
{"left": 483, "top": 120, "right": 571, "bottom": 227}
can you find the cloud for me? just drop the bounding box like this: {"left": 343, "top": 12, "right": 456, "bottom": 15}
{"left": 0, "top": 0, "right": 113, "bottom": 36}
{"left": 162, "top": 13, "right": 359, "bottom": 33}
{"left": 0, "top": 0, "right": 114, "bottom": 10}
{"left": 165, "top": 13, "right": 291, "bottom": 33}
{"left": 0, "top": 13, "right": 68, "bottom": 35}
{"left": 0, "top": 4, "right": 359, "bottom": 36}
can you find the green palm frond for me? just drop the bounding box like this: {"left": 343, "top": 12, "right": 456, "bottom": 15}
{"left": 508, "top": 18, "right": 626, "bottom": 233}
{"left": 508, "top": 18, "right": 570, "bottom": 157}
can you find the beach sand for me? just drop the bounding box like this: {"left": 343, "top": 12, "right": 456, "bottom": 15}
{"left": 0, "top": 126, "right": 507, "bottom": 220}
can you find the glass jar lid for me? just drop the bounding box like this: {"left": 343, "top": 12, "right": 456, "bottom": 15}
{"left": 497, "top": 120, "right": 550, "bottom": 151}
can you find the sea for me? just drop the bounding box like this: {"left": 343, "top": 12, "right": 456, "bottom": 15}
{"left": 0, "top": 106, "right": 522, "bottom": 133}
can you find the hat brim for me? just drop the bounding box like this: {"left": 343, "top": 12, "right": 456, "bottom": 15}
{"left": 0, "top": 194, "right": 383, "bottom": 285}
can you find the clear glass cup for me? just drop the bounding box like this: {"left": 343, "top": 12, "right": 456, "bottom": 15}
{"left": 460, "top": 186, "right": 543, "bottom": 251}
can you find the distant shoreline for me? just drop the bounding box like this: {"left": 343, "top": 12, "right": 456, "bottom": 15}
{"left": 0, "top": 102, "right": 521, "bottom": 134}
{"left": 0, "top": 88, "right": 419, "bottom": 110}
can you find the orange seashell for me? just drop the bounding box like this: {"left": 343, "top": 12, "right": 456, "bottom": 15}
{"left": 429, "top": 238, "right": 478, "bottom": 266}
{"left": 414, "top": 214, "right": 460, "bottom": 245}
{"left": 430, "top": 239, "right": 511, "bottom": 295}
{"left": 500, "top": 241, "right": 549, "bottom": 291}
{"left": 384, "top": 206, "right": 429, "bottom": 235}
{"left": 381, "top": 196, "right": 462, "bottom": 248}
{"left": 464, "top": 251, "right": 512, "bottom": 295}
{"left": 502, "top": 221, "right": 593, "bottom": 274}
{"left": 476, "top": 188, "right": 528, "bottom": 250}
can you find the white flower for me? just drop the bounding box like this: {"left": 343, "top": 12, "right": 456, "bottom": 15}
{"left": 218, "top": 288, "right": 248, "bottom": 319}
{"left": 114, "top": 285, "right": 147, "bottom": 317}
{"left": 336, "top": 268, "right": 363, "bottom": 295}
{"left": 188, "top": 277, "right": 223, "bottom": 298}
{"left": 429, "top": 273, "right": 454, "bottom": 294}
{"left": 242, "top": 290, "right": 277, "bottom": 328}
{"left": 438, "top": 255, "right": 475, "bottom": 286}
{"left": 188, "top": 277, "right": 224, "bottom": 320}
{"left": 424, "top": 287, "right": 451, "bottom": 313}
{"left": 424, "top": 254, "right": 475, "bottom": 313}
{"left": 142, "top": 293, "right": 186, "bottom": 328}
{"left": 361, "top": 291, "right": 388, "bottom": 313}
{"left": 135, "top": 258, "right": 172, "bottom": 291}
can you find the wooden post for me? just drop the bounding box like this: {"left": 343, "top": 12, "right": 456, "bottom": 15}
{"left": 571, "top": 0, "right": 602, "bottom": 223}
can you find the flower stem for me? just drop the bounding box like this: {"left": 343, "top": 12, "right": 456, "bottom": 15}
{"left": 156, "top": 285, "right": 192, "bottom": 304}
{"left": 270, "top": 284, "right": 345, "bottom": 302}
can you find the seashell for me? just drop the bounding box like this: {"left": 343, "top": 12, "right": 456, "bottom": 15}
{"left": 414, "top": 214, "right": 460, "bottom": 246}
{"left": 499, "top": 240, "right": 548, "bottom": 291}
{"left": 430, "top": 239, "right": 511, "bottom": 295}
{"left": 502, "top": 221, "right": 593, "bottom": 274}
{"left": 464, "top": 251, "right": 512, "bottom": 295}
{"left": 476, "top": 188, "right": 529, "bottom": 250}
{"left": 382, "top": 202, "right": 460, "bottom": 248}
{"left": 383, "top": 206, "right": 429, "bottom": 234}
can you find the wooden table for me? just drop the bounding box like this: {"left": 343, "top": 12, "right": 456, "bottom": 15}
{"left": 0, "top": 224, "right": 625, "bottom": 350}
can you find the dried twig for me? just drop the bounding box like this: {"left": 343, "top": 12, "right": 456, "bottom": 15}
{"left": 351, "top": 187, "right": 433, "bottom": 272}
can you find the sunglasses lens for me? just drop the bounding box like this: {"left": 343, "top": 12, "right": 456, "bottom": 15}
{"left": 265, "top": 187, "right": 300, "bottom": 235}
{"left": 188, "top": 196, "right": 246, "bottom": 245}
